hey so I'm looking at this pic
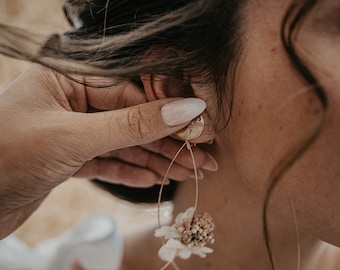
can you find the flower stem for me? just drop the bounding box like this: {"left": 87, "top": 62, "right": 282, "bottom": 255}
{"left": 171, "top": 261, "right": 180, "bottom": 270}
{"left": 160, "top": 261, "right": 172, "bottom": 270}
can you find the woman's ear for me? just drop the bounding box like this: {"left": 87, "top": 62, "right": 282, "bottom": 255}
{"left": 140, "top": 46, "right": 192, "bottom": 101}
{"left": 140, "top": 48, "right": 216, "bottom": 144}
{"left": 140, "top": 73, "right": 194, "bottom": 102}
{"left": 140, "top": 73, "right": 216, "bottom": 144}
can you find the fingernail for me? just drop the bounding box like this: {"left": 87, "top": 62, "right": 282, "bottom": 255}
{"left": 202, "top": 153, "right": 219, "bottom": 172}
{"left": 158, "top": 178, "right": 170, "bottom": 185}
{"left": 189, "top": 169, "right": 204, "bottom": 180}
{"left": 161, "top": 98, "right": 206, "bottom": 126}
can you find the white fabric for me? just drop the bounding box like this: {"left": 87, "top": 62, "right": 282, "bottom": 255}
{"left": 0, "top": 214, "right": 123, "bottom": 270}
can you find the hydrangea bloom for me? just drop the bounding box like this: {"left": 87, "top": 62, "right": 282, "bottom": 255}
{"left": 155, "top": 207, "right": 215, "bottom": 263}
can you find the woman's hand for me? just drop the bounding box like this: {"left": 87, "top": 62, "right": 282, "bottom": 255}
{"left": 0, "top": 65, "right": 214, "bottom": 239}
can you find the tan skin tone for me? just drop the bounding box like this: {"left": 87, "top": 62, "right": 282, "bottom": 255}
{"left": 122, "top": 0, "right": 340, "bottom": 269}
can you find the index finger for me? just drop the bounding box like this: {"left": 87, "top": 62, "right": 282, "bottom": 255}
{"left": 85, "top": 80, "right": 147, "bottom": 111}
{"left": 57, "top": 72, "right": 147, "bottom": 111}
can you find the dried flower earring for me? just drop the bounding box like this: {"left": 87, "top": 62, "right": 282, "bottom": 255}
{"left": 154, "top": 115, "right": 215, "bottom": 270}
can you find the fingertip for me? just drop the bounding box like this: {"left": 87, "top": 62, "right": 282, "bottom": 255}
{"left": 161, "top": 98, "right": 206, "bottom": 127}
{"left": 201, "top": 153, "right": 219, "bottom": 172}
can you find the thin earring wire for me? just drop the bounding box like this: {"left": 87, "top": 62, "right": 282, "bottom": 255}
{"left": 156, "top": 115, "right": 210, "bottom": 270}
{"left": 157, "top": 142, "right": 187, "bottom": 228}
{"left": 286, "top": 184, "right": 301, "bottom": 270}
{"left": 157, "top": 140, "right": 200, "bottom": 225}
{"left": 157, "top": 140, "right": 200, "bottom": 270}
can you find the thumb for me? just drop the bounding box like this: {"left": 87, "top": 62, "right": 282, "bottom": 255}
{"left": 64, "top": 98, "right": 206, "bottom": 159}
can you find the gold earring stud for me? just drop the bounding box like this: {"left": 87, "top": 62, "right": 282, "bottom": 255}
{"left": 176, "top": 114, "right": 204, "bottom": 141}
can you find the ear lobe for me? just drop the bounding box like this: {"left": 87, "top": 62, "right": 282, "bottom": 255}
{"left": 140, "top": 73, "right": 194, "bottom": 102}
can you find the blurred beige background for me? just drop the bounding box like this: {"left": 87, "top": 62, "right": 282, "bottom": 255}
{"left": 0, "top": 0, "right": 67, "bottom": 92}
{"left": 0, "top": 0, "right": 164, "bottom": 251}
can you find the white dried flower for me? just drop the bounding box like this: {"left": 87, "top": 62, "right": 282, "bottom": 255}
{"left": 154, "top": 207, "right": 215, "bottom": 263}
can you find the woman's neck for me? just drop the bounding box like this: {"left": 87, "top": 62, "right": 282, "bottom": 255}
{"left": 171, "top": 148, "right": 330, "bottom": 270}
{"left": 122, "top": 144, "right": 337, "bottom": 270}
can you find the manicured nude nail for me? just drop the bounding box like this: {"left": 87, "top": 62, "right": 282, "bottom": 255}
{"left": 202, "top": 153, "right": 219, "bottom": 172}
{"left": 161, "top": 98, "right": 206, "bottom": 126}
{"left": 190, "top": 169, "right": 204, "bottom": 180}
{"left": 159, "top": 178, "right": 171, "bottom": 185}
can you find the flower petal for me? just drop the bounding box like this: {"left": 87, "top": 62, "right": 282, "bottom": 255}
{"left": 190, "top": 246, "right": 213, "bottom": 258}
{"left": 158, "top": 245, "right": 177, "bottom": 262}
{"left": 178, "top": 248, "right": 193, "bottom": 260}
{"left": 165, "top": 238, "right": 185, "bottom": 249}
{"left": 200, "top": 247, "right": 213, "bottom": 254}
{"left": 154, "top": 226, "right": 180, "bottom": 239}
{"left": 175, "top": 207, "right": 195, "bottom": 224}
{"left": 158, "top": 239, "right": 183, "bottom": 262}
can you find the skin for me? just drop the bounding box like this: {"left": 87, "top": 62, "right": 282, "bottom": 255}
{"left": 123, "top": 0, "right": 340, "bottom": 269}
{"left": 0, "top": 64, "right": 218, "bottom": 240}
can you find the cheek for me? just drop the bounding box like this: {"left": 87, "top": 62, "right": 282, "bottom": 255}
{"left": 283, "top": 24, "right": 340, "bottom": 243}
{"left": 227, "top": 46, "right": 323, "bottom": 193}
{"left": 283, "top": 80, "right": 340, "bottom": 245}
{"left": 227, "top": 43, "right": 340, "bottom": 244}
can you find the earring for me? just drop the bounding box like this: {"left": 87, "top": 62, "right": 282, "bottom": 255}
{"left": 176, "top": 115, "right": 205, "bottom": 141}
{"left": 154, "top": 115, "right": 215, "bottom": 270}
